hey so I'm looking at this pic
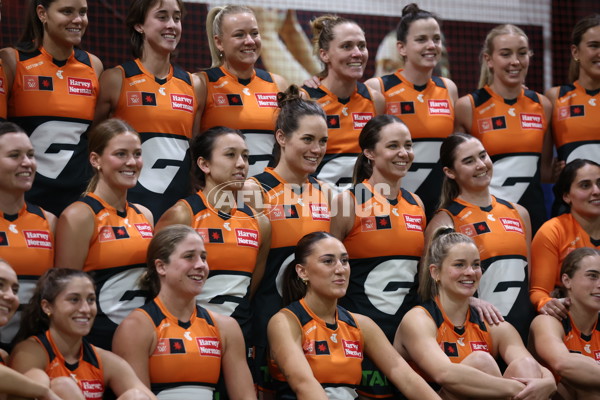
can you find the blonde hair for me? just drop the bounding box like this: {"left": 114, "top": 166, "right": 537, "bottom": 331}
{"left": 478, "top": 24, "right": 530, "bottom": 88}
{"left": 206, "top": 5, "right": 255, "bottom": 68}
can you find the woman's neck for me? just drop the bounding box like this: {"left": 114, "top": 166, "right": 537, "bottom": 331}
{"left": 0, "top": 190, "right": 25, "bottom": 215}
{"left": 577, "top": 72, "right": 600, "bottom": 92}
{"left": 400, "top": 64, "right": 433, "bottom": 87}
{"left": 489, "top": 81, "right": 522, "bottom": 100}
{"left": 202, "top": 181, "right": 236, "bottom": 215}
{"left": 49, "top": 326, "right": 83, "bottom": 364}
{"left": 139, "top": 51, "right": 172, "bottom": 79}
{"left": 273, "top": 162, "right": 308, "bottom": 186}
{"left": 367, "top": 173, "right": 402, "bottom": 200}
{"left": 303, "top": 292, "right": 338, "bottom": 325}
{"left": 567, "top": 301, "right": 599, "bottom": 336}
{"left": 571, "top": 210, "right": 600, "bottom": 239}
{"left": 457, "top": 188, "right": 492, "bottom": 208}
{"left": 223, "top": 61, "right": 254, "bottom": 80}
{"left": 158, "top": 289, "right": 196, "bottom": 323}
{"left": 321, "top": 74, "right": 356, "bottom": 99}
{"left": 93, "top": 182, "right": 128, "bottom": 212}
{"left": 438, "top": 291, "right": 470, "bottom": 328}
{"left": 41, "top": 39, "right": 72, "bottom": 61}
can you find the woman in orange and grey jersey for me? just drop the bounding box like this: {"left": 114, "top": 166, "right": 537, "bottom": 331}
{"left": 197, "top": 5, "right": 288, "bottom": 178}
{"left": 11, "top": 268, "right": 156, "bottom": 400}
{"left": 331, "top": 115, "right": 425, "bottom": 398}
{"left": 94, "top": 0, "right": 201, "bottom": 220}
{"left": 426, "top": 133, "right": 534, "bottom": 341}
{"left": 545, "top": 15, "right": 600, "bottom": 173}
{"left": 268, "top": 232, "right": 440, "bottom": 400}
{"left": 113, "top": 225, "right": 255, "bottom": 400}
{"left": 156, "top": 126, "right": 270, "bottom": 340}
{"left": 55, "top": 119, "right": 153, "bottom": 351}
{"left": 530, "top": 248, "right": 600, "bottom": 399}
{"left": 0, "top": 122, "right": 56, "bottom": 348}
{"left": 395, "top": 228, "right": 556, "bottom": 399}
{"left": 242, "top": 85, "right": 331, "bottom": 394}
{"left": 0, "top": 0, "right": 102, "bottom": 217}
{"left": 301, "top": 15, "right": 385, "bottom": 193}
{"left": 530, "top": 159, "right": 600, "bottom": 319}
{"left": 454, "top": 24, "right": 553, "bottom": 234}
{"left": 365, "top": 3, "right": 457, "bottom": 219}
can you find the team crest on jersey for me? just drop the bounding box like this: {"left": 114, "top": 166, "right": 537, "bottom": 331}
{"left": 459, "top": 221, "right": 491, "bottom": 237}
{"left": 80, "top": 380, "right": 104, "bottom": 397}
{"left": 235, "top": 228, "right": 259, "bottom": 248}
{"left": 154, "top": 338, "right": 186, "bottom": 355}
{"left": 23, "top": 75, "right": 53, "bottom": 91}
{"left": 195, "top": 228, "right": 224, "bottom": 243}
{"left": 326, "top": 115, "right": 340, "bottom": 129}
{"left": 67, "top": 77, "right": 93, "bottom": 96}
{"left": 470, "top": 341, "right": 489, "bottom": 352}
{"left": 442, "top": 342, "right": 459, "bottom": 357}
{"left": 499, "top": 217, "right": 523, "bottom": 234}
{"left": 352, "top": 113, "right": 373, "bottom": 129}
{"left": 309, "top": 203, "right": 330, "bottom": 221}
{"left": 98, "top": 226, "right": 129, "bottom": 242}
{"left": 23, "top": 230, "right": 52, "bottom": 249}
{"left": 360, "top": 215, "right": 392, "bottom": 232}
{"left": 520, "top": 113, "right": 543, "bottom": 129}
{"left": 386, "top": 102, "right": 401, "bottom": 115}
{"left": 268, "top": 204, "right": 299, "bottom": 220}
{"left": 170, "top": 93, "right": 194, "bottom": 113}
{"left": 255, "top": 93, "right": 278, "bottom": 107}
{"left": 342, "top": 340, "right": 363, "bottom": 358}
{"left": 428, "top": 99, "right": 451, "bottom": 115}
{"left": 403, "top": 214, "right": 423, "bottom": 232}
{"left": 400, "top": 101, "right": 415, "bottom": 114}
{"left": 477, "top": 116, "right": 506, "bottom": 133}
{"left": 0, "top": 232, "right": 7, "bottom": 246}
{"left": 127, "top": 91, "right": 157, "bottom": 106}
{"left": 134, "top": 223, "right": 153, "bottom": 239}
{"left": 197, "top": 337, "right": 222, "bottom": 357}
{"left": 304, "top": 340, "right": 330, "bottom": 355}
{"left": 225, "top": 94, "right": 243, "bottom": 106}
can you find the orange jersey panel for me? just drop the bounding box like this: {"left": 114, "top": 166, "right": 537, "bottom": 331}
{"left": 551, "top": 81, "right": 600, "bottom": 163}
{"left": 531, "top": 213, "right": 600, "bottom": 310}
{"left": 0, "top": 61, "right": 7, "bottom": 120}
{"left": 562, "top": 314, "right": 600, "bottom": 364}
{"left": 35, "top": 331, "right": 105, "bottom": 400}
{"left": 138, "top": 297, "right": 221, "bottom": 396}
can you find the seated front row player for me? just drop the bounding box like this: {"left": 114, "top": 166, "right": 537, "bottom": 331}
{"left": 395, "top": 228, "right": 556, "bottom": 399}
{"left": 268, "top": 231, "right": 440, "bottom": 400}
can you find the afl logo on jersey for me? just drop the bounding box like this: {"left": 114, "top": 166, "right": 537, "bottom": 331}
{"left": 23, "top": 75, "right": 53, "bottom": 91}
{"left": 477, "top": 116, "right": 506, "bottom": 133}
{"left": 127, "top": 91, "right": 156, "bottom": 106}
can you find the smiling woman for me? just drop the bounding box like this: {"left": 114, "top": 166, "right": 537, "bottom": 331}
{"left": 54, "top": 118, "right": 154, "bottom": 351}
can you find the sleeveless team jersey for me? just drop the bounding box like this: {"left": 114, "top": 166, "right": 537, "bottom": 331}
{"left": 0, "top": 60, "right": 7, "bottom": 120}
{"left": 113, "top": 59, "right": 196, "bottom": 220}
{"left": 440, "top": 196, "right": 534, "bottom": 340}
{"left": 35, "top": 331, "right": 105, "bottom": 400}
{"left": 250, "top": 168, "right": 331, "bottom": 389}
{"left": 9, "top": 47, "right": 98, "bottom": 216}
{"left": 552, "top": 82, "right": 600, "bottom": 163}
{"left": 137, "top": 297, "right": 221, "bottom": 399}
{"left": 562, "top": 314, "right": 600, "bottom": 364}
{"left": 270, "top": 298, "right": 364, "bottom": 400}
{"left": 301, "top": 83, "right": 376, "bottom": 193}
{"left": 180, "top": 190, "right": 260, "bottom": 337}
{"left": 0, "top": 202, "right": 53, "bottom": 346}
{"left": 79, "top": 192, "right": 153, "bottom": 350}
{"left": 201, "top": 66, "right": 279, "bottom": 177}
{"left": 378, "top": 70, "right": 454, "bottom": 218}
{"left": 341, "top": 181, "right": 424, "bottom": 340}
{"left": 468, "top": 86, "right": 548, "bottom": 233}
{"left": 418, "top": 298, "right": 493, "bottom": 366}
{"left": 530, "top": 213, "right": 600, "bottom": 311}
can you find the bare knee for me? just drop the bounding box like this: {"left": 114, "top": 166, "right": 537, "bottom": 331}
{"left": 504, "top": 356, "right": 541, "bottom": 379}
{"left": 50, "top": 377, "right": 86, "bottom": 400}
{"left": 116, "top": 388, "right": 153, "bottom": 400}
{"left": 462, "top": 351, "right": 502, "bottom": 377}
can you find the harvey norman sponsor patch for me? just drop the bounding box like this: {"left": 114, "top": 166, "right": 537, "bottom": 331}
{"left": 68, "top": 77, "right": 93, "bottom": 96}
{"left": 23, "top": 230, "right": 52, "bottom": 249}
{"left": 428, "top": 99, "right": 451, "bottom": 115}
{"left": 520, "top": 113, "right": 543, "bottom": 129}
{"left": 170, "top": 93, "right": 194, "bottom": 113}
{"left": 255, "top": 93, "right": 277, "bottom": 107}
{"left": 499, "top": 217, "right": 523, "bottom": 234}
{"left": 196, "top": 337, "right": 222, "bottom": 357}
{"left": 235, "top": 228, "right": 259, "bottom": 248}
{"left": 352, "top": 112, "right": 373, "bottom": 129}
{"left": 342, "top": 340, "right": 363, "bottom": 358}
